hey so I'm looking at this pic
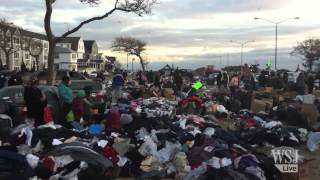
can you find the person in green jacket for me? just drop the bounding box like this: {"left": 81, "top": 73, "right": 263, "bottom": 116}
{"left": 58, "top": 76, "right": 73, "bottom": 127}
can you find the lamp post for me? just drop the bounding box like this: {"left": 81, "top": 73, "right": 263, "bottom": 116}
{"left": 230, "top": 40, "right": 254, "bottom": 67}
{"left": 132, "top": 58, "right": 135, "bottom": 73}
{"left": 126, "top": 53, "right": 129, "bottom": 71}
{"left": 254, "top": 17, "right": 299, "bottom": 70}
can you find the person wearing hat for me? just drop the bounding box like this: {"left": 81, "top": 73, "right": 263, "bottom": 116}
{"left": 111, "top": 70, "right": 125, "bottom": 104}
{"left": 24, "top": 78, "right": 45, "bottom": 126}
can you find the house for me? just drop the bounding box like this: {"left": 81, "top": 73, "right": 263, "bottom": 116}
{"left": 159, "top": 64, "right": 173, "bottom": 76}
{"left": 0, "top": 22, "right": 49, "bottom": 70}
{"left": 56, "top": 37, "right": 85, "bottom": 59}
{"left": 77, "top": 40, "right": 106, "bottom": 73}
{"left": 84, "top": 40, "right": 98, "bottom": 59}
{"left": 54, "top": 46, "right": 78, "bottom": 71}
{"left": 0, "top": 22, "right": 105, "bottom": 72}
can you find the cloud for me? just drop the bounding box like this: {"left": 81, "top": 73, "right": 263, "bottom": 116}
{"left": 156, "top": 0, "right": 290, "bottom": 18}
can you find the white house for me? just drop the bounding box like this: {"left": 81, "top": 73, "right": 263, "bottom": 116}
{"left": 0, "top": 22, "right": 106, "bottom": 72}
{"left": 56, "top": 37, "right": 85, "bottom": 59}
{"left": 78, "top": 40, "right": 107, "bottom": 73}
{"left": 54, "top": 46, "right": 78, "bottom": 71}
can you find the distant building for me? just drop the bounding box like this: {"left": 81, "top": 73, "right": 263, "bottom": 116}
{"left": 0, "top": 22, "right": 49, "bottom": 70}
{"left": 0, "top": 22, "right": 107, "bottom": 72}
{"left": 159, "top": 64, "right": 173, "bottom": 75}
{"left": 54, "top": 46, "right": 78, "bottom": 71}
{"left": 77, "top": 40, "right": 106, "bottom": 73}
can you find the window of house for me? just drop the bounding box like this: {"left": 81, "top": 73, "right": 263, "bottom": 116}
{"left": 55, "top": 53, "right": 59, "bottom": 59}
{"left": 44, "top": 42, "right": 48, "bottom": 48}
{"left": 14, "top": 53, "right": 19, "bottom": 58}
{"left": 44, "top": 56, "right": 48, "bottom": 60}
{"left": 72, "top": 53, "right": 77, "bottom": 59}
{"left": 25, "top": 54, "right": 30, "bottom": 59}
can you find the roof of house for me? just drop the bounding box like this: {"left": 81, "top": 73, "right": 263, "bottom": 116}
{"left": 0, "top": 22, "right": 47, "bottom": 40}
{"left": 21, "top": 29, "right": 47, "bottom": 40}
{"left": 159, "top": 64, "right": 173, "bottom": 71}
{"left": 84, "top": 40, "right": 95, "bottom": 54}
{"left": 55, "top": 46, "right": 75, "bottom": 54}
{"left": 0, "top": 22, "right": 21, "bottom": 35}
{"left": 60, "top": 37, "right": 81, "bottom": 51}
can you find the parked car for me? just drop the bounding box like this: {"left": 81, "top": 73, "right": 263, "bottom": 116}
{"left": 89, "top": 71, "right": 98, "bottom": 78}
{"left": 0, "top": 71, "right": 33, "bottom": 87}
{"left": 0, "top": 85, "right": 62, "bottom": 123}
{"left": 33, "top": 70, "right": 86, "bottom": 84}
{"left": 69, "top": 80, "right": 105, "bottom": 98}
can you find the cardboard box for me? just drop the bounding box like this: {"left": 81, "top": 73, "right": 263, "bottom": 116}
{"left": 313, "top": 90, "right": 320, "bottom": 97}
{"left": 264, "top": 87, "right": 273, "bottom": 93}
{"left": 251, "top": 98, "right": 273, "bottom": 113}
{"left": 301, "top": 104, "right": 319, "bottom": 127}
{"left": 282, "top": 91, "right": 298, "bottom": 99}
{"left": 163, "top": 88, "right": 174, "bottom": 98}
{"left": 280, "top": 159, "right": 312, "bottom": 180}
{"left": 251, "top": 99, "right": 265, "bottom": 113}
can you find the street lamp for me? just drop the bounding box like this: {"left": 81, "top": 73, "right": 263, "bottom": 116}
{"left": 132, "top": 58, "right": 135, "bottom": 73}
{"left": 230, "top": 40, "right": 254, "bottom": 67}
{"left": 254, "top": 17, "right": 299, "bottom": 70}
{"left": 126, "top": 53, "right": 129, "bottom": 71}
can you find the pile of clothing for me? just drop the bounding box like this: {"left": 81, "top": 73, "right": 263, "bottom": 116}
{"left": 0, "top": 84, "right": 317, "bottom": 180}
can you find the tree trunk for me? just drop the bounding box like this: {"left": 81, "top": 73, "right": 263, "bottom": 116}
{"left": 5, "top": 52, "right": 10, "bottom": 70}
{"left": 47, "top": 41, "right": 56, "bottom": 85}
{"left": 45, "top": 0, "right": 56, "bottom": 85}
{"left": 138, "top": 55, "right": 145, "bottom": 72}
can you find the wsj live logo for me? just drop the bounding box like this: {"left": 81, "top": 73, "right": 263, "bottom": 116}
{"left": 272, "top": 147, "right": 299, "bottom": 173}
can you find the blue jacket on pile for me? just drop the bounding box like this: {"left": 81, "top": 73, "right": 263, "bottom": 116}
{"left": 112, "top": 74, "right": 125, "bottom": 88}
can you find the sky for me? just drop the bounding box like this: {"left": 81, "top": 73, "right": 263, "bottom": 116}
{"left": 1, "top": 0, "right": 320, "bottom": 71}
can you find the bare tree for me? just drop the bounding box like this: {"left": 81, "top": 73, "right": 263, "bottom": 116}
{"left": 111, "top": 37, "right": 147, "bottom": 71}
{"left": 114, "top": 60, "right": 122, "bottom": 70}
{"left": 44, "top": 0, "right": 157, "bottom": 84}
{"left": 0, "top": 19, "right": 20, "bottom": 70}
{"left": 291, "top": 38, "right": 320, "bottom": 72}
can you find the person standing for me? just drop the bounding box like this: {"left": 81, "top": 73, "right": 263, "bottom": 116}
{"left": 217, "top": 72, "right": 222, "bottom": 89}
{"left": 58, "top": 76, "right": 73, "bottom": 127}
{"left": 154, "top": 72, "right": 161, "bottom": 88}
{"left": 24, "top": 78, "right": 45, "bottom": 127}
{"left": 112, "top": 71, "right": 125, "bottom": 104}
{"left": 221, "top": 71, "right": 229, "bottom": 89}
{"left": 71, "top": 90, "right": 86, "bottom": 130}
{"left": 229, "top": 74, "right": 239, "bottom": 97}
{"left": 307, "top": 73, "right": 315, "bottom": 94}
{"left": 0, "top": 74, "right": 6, "bottom": 89}
{"left": 283, "top": 72, "right": 289, "bottom": 90}
{"left": 83, "top": 86, "right": 94, "bottom": 121}
{"left": 296, "top": 73, "right": 306, "bottom": 95}
{"left": 173, "top": 70, "right": 183, "bottom": 92}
